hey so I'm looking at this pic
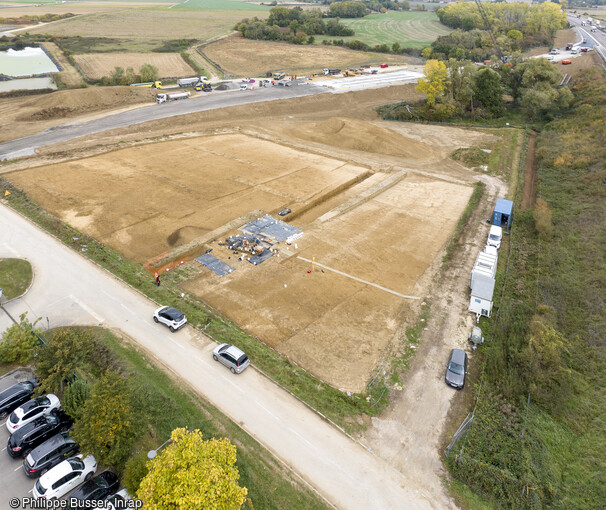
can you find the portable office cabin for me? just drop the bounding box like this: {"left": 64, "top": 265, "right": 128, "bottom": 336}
{"left": 492, "top": 198, "right": 513, "bottom": 229}
{"left": 469, "top": 274, "right": 495, "bottom": 318}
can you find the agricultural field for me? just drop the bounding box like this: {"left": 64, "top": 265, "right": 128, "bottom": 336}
{"left": 24, "top": 7, "right": 261, "bottom": 51}
{"left": 73, "top": 52, "right": 193, "bottom": 80}
{"left": 202, "top": 38, "right": 417, "bottom": 77}
{"left": 315, "top": 11, "right": 451, "bottom": 48}
{"left": 173, "top": 0, "right": 269, "bottom": 11}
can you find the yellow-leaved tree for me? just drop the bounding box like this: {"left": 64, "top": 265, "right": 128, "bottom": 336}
{"left": 416, "top": 59, "right": 450, "bottom": 106}
{"left": 138, "top": 428, "right": 247, "bottom": 510}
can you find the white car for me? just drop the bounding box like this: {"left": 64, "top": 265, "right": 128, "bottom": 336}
{"left": 153, "top": 306, "right": 187, "bottom": 332}
{"left": 487, "top": 225, "right": 503, "bottom": 250}
{"left": 6, "top": 394, "right": 61, "bottom": 434}
{"left": 107, "top": 488, "right": 132, "bottom": 510}
{"left": 33, "top": 454, "right": 97, "bottom": 500}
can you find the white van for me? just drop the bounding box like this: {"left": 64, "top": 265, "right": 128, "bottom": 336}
{"left": 487, "top": 225, "right": 503, "bottom": 250}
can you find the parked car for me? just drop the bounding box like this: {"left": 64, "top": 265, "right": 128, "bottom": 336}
{"left": 153, "top": 306, "right": 187, "bottom": 332}
{"left": 33, "top": 454, "right": 97, "bottom": 500}
{"left": 0, "top": 379, "right": 37, "bottom": 419}
{"left": 549, "top": 48, "right": 560, "bottom": 55}
{"left": 7, "top": 410, "right": 73, "bottom": 458}
{"left": 107, "top": 489, "right": 132, "bottom": 510}
{"left": 6, "top": 394, "right": 61, "bottom": 434}
{"left": 23, "top": 433, "right": 79, "bottom": 478}
{"left": 277, "top": 80, "right": 292, "bottom": 87}
{"left": 380, "top": 63, "right": 389, "bottom": 68}
{"left": 212, "top": 343, "right": 250, "bottom": 374}
{"left": 562, "top": 59, "right": 573, "bottom": 65}
{"left": 487, "top": 225, "right": 503, "bottom": 250}
{"left": 445, "top": 349, "right": 468, "bottom": 389}
{"left": 571, "top": 49, "right": 578, "bottom": 54}
{"left": 239, "top": 83, "right": 248, "bottom": 90}
{"left": 580, "top": 47, "right": 588, "bottom": 52}
{"left": 67, "top": 471, "right": 120, "bottom": 505}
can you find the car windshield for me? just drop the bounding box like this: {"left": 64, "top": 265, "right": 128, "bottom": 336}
{"left": 165, "top": 308, "right": 183, "bottom": 321}
{"left": 489, "top": 234, "right": 499, "bottom": 240}
{"left": 448, "top": 362, "right": 465, "bottom": 376}
{"left": 46, "top": 415, "right": 58, "bottom": 425}
{"left": 36, "top": 396, "right": 50, "bottom": 406}
{"left": 35, "top": 479, "right": 46, "bottom": 495}
{"left": 68, "top": 458, "right": 84, "bottom": 470}
{"left": 20, "top": 382, "right": 35, "bottom": 391}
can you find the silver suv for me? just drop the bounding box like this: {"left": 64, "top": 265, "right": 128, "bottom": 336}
{"left": 212, "top": 344, "right": 250, "bottom": 374}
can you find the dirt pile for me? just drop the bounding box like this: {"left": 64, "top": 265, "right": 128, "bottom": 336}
{"left": 288, "top": 117, "right": 436, "bottom": 159}
{"left": 17, "top": 86, "right": 155, "bottom": 121}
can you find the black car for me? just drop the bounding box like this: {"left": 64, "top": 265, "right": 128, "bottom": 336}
{"left": 23, "top": 432, "right": 79, "bottom": 478}
{"left": 7, "top": 410, "right": 73, "bottom": 458}
{"left": 0, "top": 380, "right": 37, "bottom": 419}
{"left": 68, "top": 471, "right": 120, "bottom": 504}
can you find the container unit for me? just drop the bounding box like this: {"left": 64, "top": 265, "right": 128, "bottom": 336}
{"left": 469, "top": 273, "right": 495, "bottom": 318}
{"left": 470, "top": 251, "right": 497, "bottom": 289}
{"left": 492, "top": 198, "right": 513, "bottom": 229}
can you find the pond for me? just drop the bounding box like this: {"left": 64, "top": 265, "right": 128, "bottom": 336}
{"left": 0, "top": 46, "right": 60, "bottom": 77}
{"left": 0, "top": 76, "right": 57, "bottom": 93}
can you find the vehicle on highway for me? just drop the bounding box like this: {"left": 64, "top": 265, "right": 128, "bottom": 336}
{"left": 67, "top": 471, "right": 119, "bottom": 505}
{"left": 23, "top": 433, "right": 79, "bottom": 478}
{"left": 33, "top": 454, "right": 97, "bottom": 500}
{"left": 445, "top": 349, "right": 468, "bottom": 389}
{"left": 0, "top": 379, "right": 37, "bottom": 419}
{"left": 7, "top": 394, "right": 61, "bottom": 433}
{"left": 562, "top": 59, "right": 572, "bottom": 65}
{"left": 212, "top": 344, "right": 250, "bottom": 374}
{"left": 106, "top": 488, "right": 132, "bottom": 510}
{"left": 7, "top": 410, "right": 73, "bottom": 458}
{"left": 153, "top": 306, "right": 187, "bottom": 332}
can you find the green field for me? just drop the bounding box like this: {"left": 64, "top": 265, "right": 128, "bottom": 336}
{"left": 317, "top": 11, "right": 451, "bottom": 49}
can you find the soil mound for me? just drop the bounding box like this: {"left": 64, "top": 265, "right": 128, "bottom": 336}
{"left": 290, "top": 117, "right": 435, "bottom": 159}
{"left": 17, "top": 86, "right": 155, "bottom": 121}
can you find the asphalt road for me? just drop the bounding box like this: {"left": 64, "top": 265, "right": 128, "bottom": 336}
{"left": 0, "top": 83, "right": 327, "bottom": 160}
{"left": 0, "top": 204, "right": 437, "bottom": 510}
{"left": 0, "top": 370, "right": 38, "bottom": 510}
{"left": 567, "top": 14, "right": 606, "bottom": 64}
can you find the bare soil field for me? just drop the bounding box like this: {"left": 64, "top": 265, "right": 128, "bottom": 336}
{"left": 202, "top": 38, "right": 417, "bottom": 77}
{"left": 42, "top": 41, "right": 86, "bottom": 88}
{"left": 26, "top": 7, "right": 263, "bottom": 43}
{"left": 0, "top": 87, "right": 155, "bottom": 137}
{"left": 73, "top": 53, "right": 193, "bottom": 80}
{"left": 5, "top": 117, "right": 482, "bottom": 391}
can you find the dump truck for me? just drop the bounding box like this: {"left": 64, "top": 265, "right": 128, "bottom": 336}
{"left": 177, "top": 76, "right": 209, "bottom": 88}
{"left": 156, "top": 91, "right": 190, "bottom": 104}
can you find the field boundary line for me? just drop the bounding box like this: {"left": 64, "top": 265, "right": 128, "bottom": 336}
{"left": 296, "top": 256, "right": 420, "bottom": 300}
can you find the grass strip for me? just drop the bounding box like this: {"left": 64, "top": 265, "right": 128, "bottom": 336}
{"left": 0, "top": 258, "right": 33, "bottom": 300}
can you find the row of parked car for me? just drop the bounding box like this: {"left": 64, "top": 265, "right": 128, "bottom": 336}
{"left": 0, "top": 380, "right": 130, "bottom": 506}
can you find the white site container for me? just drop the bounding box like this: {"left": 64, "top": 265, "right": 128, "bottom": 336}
{"left": 469, "top": 273, "right": 495, "bottom": 318}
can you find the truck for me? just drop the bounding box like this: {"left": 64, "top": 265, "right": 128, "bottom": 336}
{"left": 323, "top": 68, "right": 341, "bottom": 75}
{"left": 177, "top": 76, "right": 208, "bottom": 88}
{"left": 470, "top": 251, "right": 497, "bottom": 289}
{"left": 156, "top": 91, "right": 190, "bottom": 104}
{"left": 131, "top": 81, "right": 163, "bottom": 89}
{"left": 566, "top": 43, "right": 574, "bottom": 51}
{"left": 273, "top": 72, "right": 286, "bottom": 80}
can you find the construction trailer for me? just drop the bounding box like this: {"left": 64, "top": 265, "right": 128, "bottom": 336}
{"left": 469, "top": 273, "right": 495, "bottom": 318}
{"left": 492, "top": 198, "right": 513, "bottom": 229}
{"left": 470, "top": 251, "right": 497, "bottom": 289}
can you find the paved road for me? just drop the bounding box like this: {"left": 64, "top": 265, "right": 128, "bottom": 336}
{"left": 567, "top": 14, "right": 606, "bottom": 65}
{"left": 0, "top": 84, "right": 326, "bottom": 160}
{"left": 0, "top": 203, "right": 437, "bottom": 510}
